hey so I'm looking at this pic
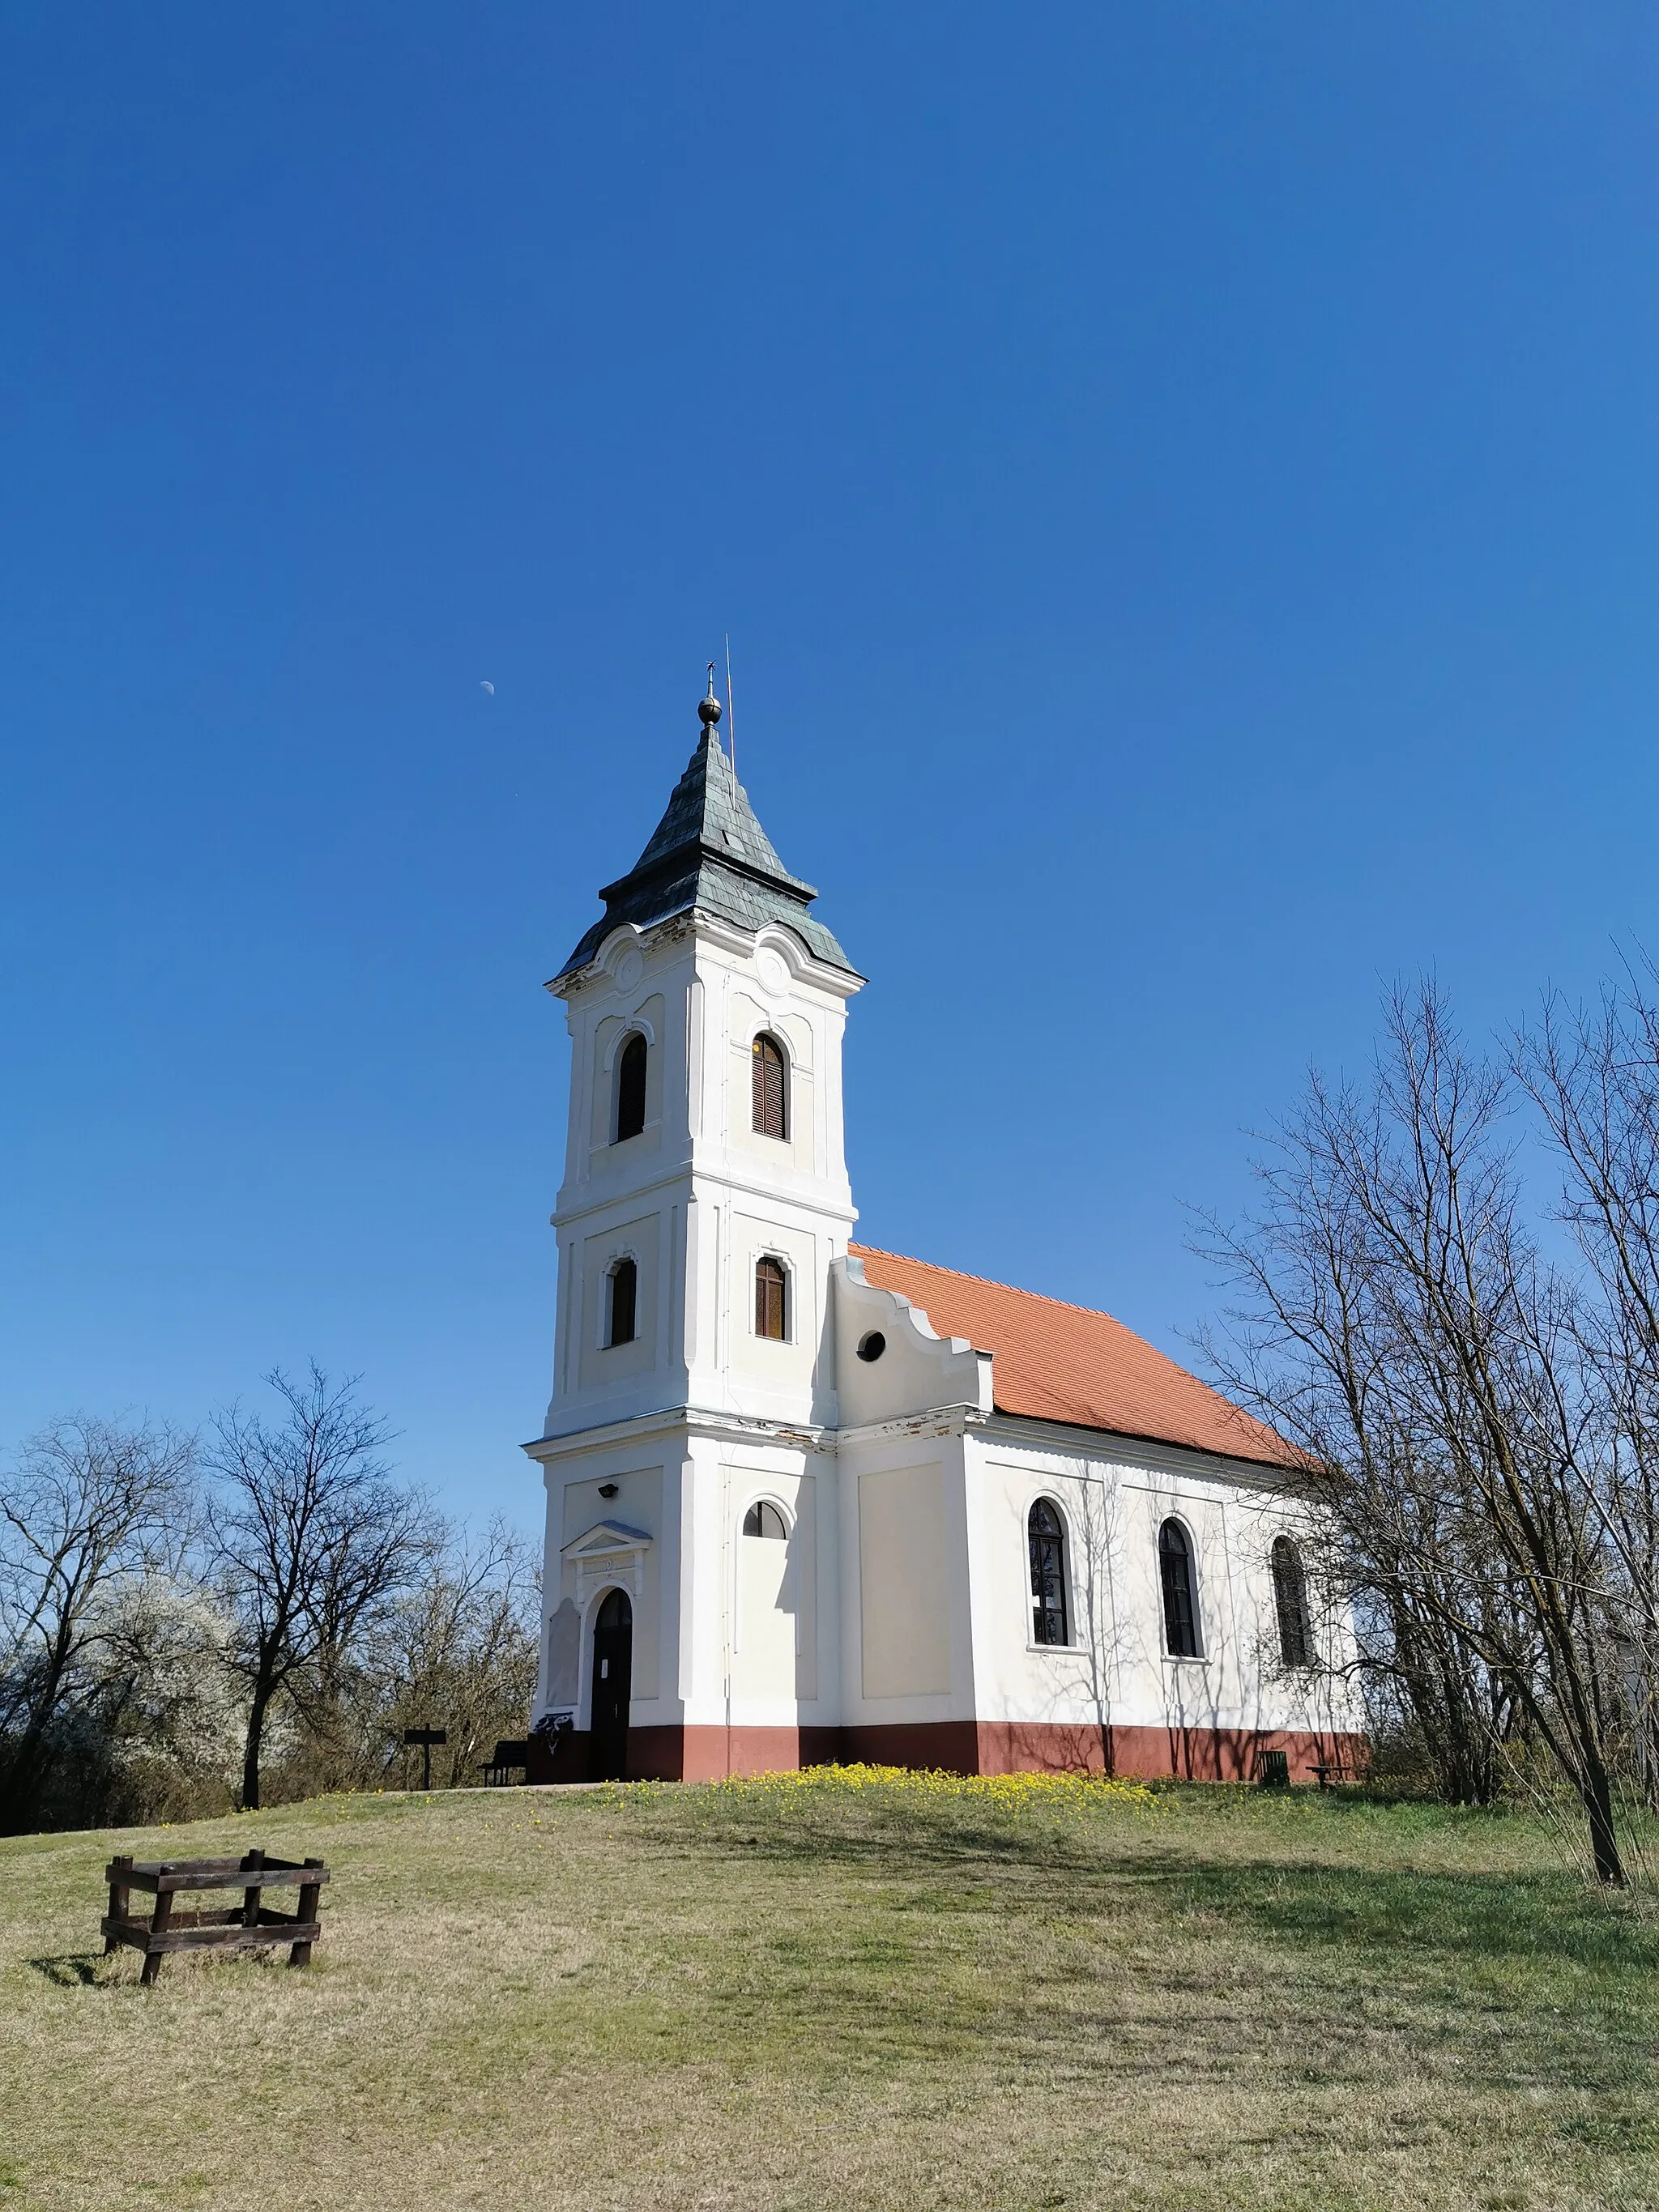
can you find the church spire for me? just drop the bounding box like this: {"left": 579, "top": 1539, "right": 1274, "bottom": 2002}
{"left": 552, "top": 676, "right": 856, "bottom": 985}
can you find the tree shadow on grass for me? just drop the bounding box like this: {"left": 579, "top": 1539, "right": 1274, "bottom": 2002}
{"left": 1137, "top": 1857, "right": 1657, "bottom": 1979}
{"left": 597, "top": 1834, "right": 1659, "bottom": 2143}
{"left": 628, "top": 1800, "right": 1657, "bottom": 1984}
{"left": 642, "top": 1801, "right": 1095, "bottom": 1877}
{"left": 541, "top": 1801, "right": 1659, "bottom": 2151}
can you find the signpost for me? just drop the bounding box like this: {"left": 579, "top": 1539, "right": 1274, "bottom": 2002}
{"left": 403, "top": 1726, "right": 447, "bottom": 1792}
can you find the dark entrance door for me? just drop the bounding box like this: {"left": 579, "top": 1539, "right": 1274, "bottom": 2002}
{"left": 590, "top": 1588, "right": 633, "bottom": 1781}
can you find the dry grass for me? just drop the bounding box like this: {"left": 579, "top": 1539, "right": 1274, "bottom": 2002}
{"left": 0, "top": 1774, "right": 1654, "bottom": 2211}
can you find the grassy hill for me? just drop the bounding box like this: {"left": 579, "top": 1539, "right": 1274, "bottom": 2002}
{"left": 0, "top": 1771, "right": 1653, "bottom": 2212}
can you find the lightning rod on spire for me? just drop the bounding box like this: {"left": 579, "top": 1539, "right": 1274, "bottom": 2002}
{"left": 725, "top": 634, "right": 736, "bottom": 781}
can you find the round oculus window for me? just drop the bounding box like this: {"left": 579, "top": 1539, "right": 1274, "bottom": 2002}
{"left": 856, "top": 1331, "right": 887, "bottom": 1362}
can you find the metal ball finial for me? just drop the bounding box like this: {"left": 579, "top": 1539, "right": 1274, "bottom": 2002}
{"left": 698, "top": 661, "right": 723, "bottom": 728}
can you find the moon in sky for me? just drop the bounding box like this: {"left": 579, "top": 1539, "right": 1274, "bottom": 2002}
{"left": 480, "top": 680, "right": 495, "bottom": 695}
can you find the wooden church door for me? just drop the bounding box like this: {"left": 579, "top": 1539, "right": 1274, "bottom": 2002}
{"left": 590, "top": 1588, "right": 633, "bottom": 1781}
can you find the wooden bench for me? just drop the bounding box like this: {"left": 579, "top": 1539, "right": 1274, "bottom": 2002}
{"left": 102, "top": 1850, "right": 330, "bottom": 1986}
{"left": 480, "top": 1738, "right": 529, "bottom": 1787}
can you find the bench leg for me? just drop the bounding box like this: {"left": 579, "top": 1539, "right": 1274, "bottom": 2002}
{"left": 289, "top": 1862, "right": 323, "bottom": 1967}
{"left": 241, "top": 1846, "right": 266, "bottom": 1929}
{"left": 141, "top": 1887, "right": 173, "bottom": 1985}
{"left": 105, "top": 1855, "right": 133, "bottom": 1954}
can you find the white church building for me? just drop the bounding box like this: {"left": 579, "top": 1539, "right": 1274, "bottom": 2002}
{"left": 524, "top": 681, "right": 1363, "bottom": 1785}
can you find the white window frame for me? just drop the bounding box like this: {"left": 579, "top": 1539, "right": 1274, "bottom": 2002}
{"left": 751, "top": 1248, "right": 795, "bottom": 1345}
{"left": 1157, "top": 1511, "right": 1207, "bottom": 1665}
{"left": 1023, "top": 1488, "right": 1083, "bottom": 1654}
{"left": 599, "top": 1247, "right": 642, "bottom": 1350}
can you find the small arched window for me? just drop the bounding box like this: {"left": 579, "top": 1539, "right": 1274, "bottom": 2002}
{"left": 1158, "top": 1518, "right": 1201, "bottom": 1659}
{"left": 615, "top": 1033, "right": 647, "bottom": 1143}
{"left": 606, "top": 1257, "right": 638, "bottom": 1348}
{"left": 1029, "top": 1498, "right": 1069, "bottom": 1646}
{"left": 752, "top": 1032, "right": 788, "bottom": 1140}
{"left": 743, "top": 1500, "right": 788, "bottom": 1539}
{"left": 1271, "top": 1535, "right": 1313, "bottom": 1669}
{"left": 754, "top": 1255, "right": 787, "bottom": 1341}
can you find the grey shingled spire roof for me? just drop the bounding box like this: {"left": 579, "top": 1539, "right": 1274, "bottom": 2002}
{"left": 553, "top": 690, "right": 856, "bottom": 983}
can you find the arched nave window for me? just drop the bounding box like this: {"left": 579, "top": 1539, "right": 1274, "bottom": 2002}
{"left": 605, "top": 1257, "right": 638, "bottom": 1348}
{"left": 754, "top": 1255, "right": 788, "bottom": 1341}
{"left": 1271, "top": 1535, "right": 1313, "bottom": 1669}
{"left": 743, "top": 1500, "right": 788, "bottom": 1540}
{"left": 1158, "top": 1518, "right": 1201, "bottom": 1659}
{"left": 1028, "top": 1498, "right": 1070, "bottom": 1646}
{"left": 752, "top": 1033, "right": 788, "bottom": 1140}
{"left": 614, "top": 1033, "right": 647, "bottom": 1143}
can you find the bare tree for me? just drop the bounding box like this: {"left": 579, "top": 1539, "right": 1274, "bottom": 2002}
{"left": 1520, "top": 967, "right": 1659, "bottom": 1804}
{"left": 207, "top": 1365, "right": 418, "bottom": 1810}
{"left": 1197, "top": 984, "right": 1632, "bottom": 1883}
{"left": 366, "top": 1517, "right": 539, "bottom": 1788}
{"left": 0, "top": 1416, "right": 196, "bottom": 1831}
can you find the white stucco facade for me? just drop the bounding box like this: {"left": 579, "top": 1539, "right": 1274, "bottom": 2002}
{"left": 525, "top": 697, "right": 1363, "bottom": 1782}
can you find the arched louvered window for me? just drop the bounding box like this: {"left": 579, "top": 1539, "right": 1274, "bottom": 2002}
{"left": 606, "top": 1257, "right": 638, "bottom": 1348}
{"left": 743, "top": 1500, "right": 788, "bottom": 1540}
{"left": 1029, "top": 1498, "right": 1069, "bottom": 1646}
{"left": 752, "top": 1032, "right": 788, "bottom": 1140}
{"left": 1158, "top": 1518, "right": 1201, "bottom": 1659}
{"left": 615, "top": 1033, "right": 647, "bottom": 1143}
{"left": 754, "top": 1255, "right": 787, "bottom": 1341}
{"left": 1271, "top": 1535, "right": 1313, "bottom": 1669}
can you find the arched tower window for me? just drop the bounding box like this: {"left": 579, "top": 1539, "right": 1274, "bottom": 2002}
{"left": 754, "top": 1255, "right": 787, "bottom": 1341}
{"left": 752, "top": 1032, "right": 788, "bottom": 1140}
{"left": 1158, "top": 1519, "right": 1201, "bottom": 1658}
{"left": 614, "top": 1033, "right": 647, "bottom": 1143}
{"left": 1271, "top": 1535, "right": 1313, "bottom": 1669}
{"left": 743, "top": 1500, "right": 788, "bottom": 1539}
{"left": 606, "top": 1257, "right": 638, "bottom": 1348}
{"left": 1028, "top": 1498, "right": 1069, "bottom": 1646}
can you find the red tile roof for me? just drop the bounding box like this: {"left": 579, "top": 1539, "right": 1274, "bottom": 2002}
{"left": 849, "top": 1244, "right": 1294, "bottom": 1468}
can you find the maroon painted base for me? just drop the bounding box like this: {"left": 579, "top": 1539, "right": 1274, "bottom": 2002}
{"left": 526, "top": 1720, "right": 1363, "bottom": 1786}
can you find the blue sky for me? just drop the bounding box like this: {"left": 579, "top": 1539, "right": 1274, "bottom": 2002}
{"left": 2, "top": 6, "right": 1655, "bottom": 1529}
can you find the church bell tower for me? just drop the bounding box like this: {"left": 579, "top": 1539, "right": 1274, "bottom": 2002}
{"left": 539, "top": 672, "right": 863, "bottom": 1435}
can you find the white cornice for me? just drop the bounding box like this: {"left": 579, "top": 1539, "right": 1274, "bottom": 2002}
{"left": 557, "top": 911, "right": 863, "bottom": 1006}
{"left": 552, "top": 1160, "right": 858, "bottom": 1232}
{"left": 687, "top": 913, "right": 864, "bottom": 998}
{"left": 522, "top": 1396, "right": 1303, "bottom": 1491}
{"left": 523, "top": 1401, "right": 834, "bottom": 1467}
{"left": 971, "top": 1409, "right": 1307, "bottom": 1492}
{"left": 834, "top": 1404, "right": 991, "bottom": 1447}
